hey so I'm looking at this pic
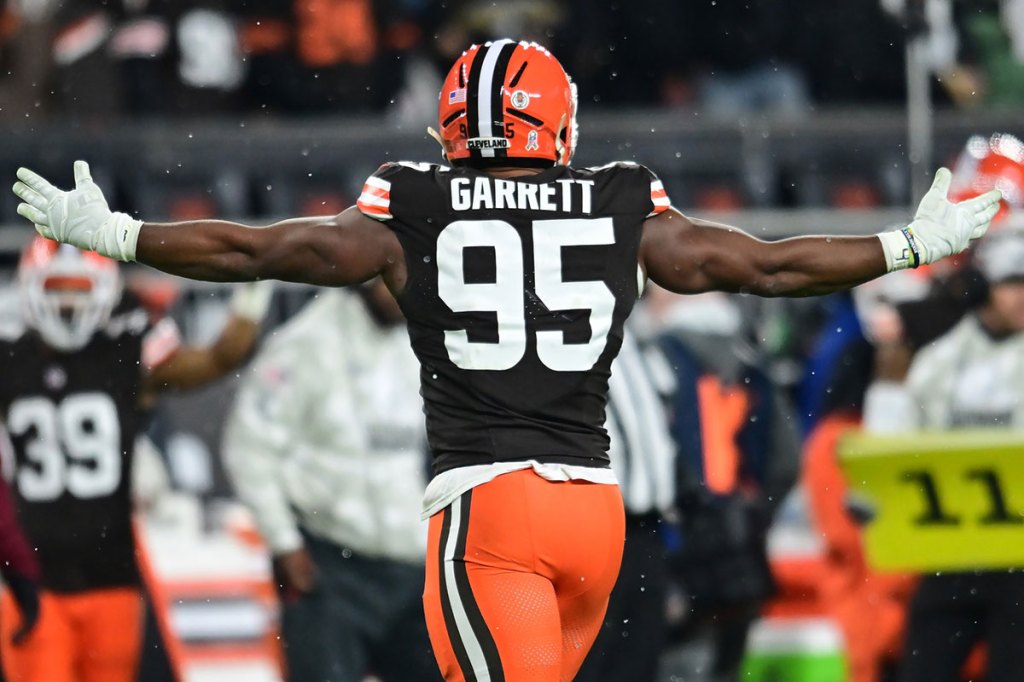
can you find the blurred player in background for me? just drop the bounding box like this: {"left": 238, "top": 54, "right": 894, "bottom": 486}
{"left": 223, "top": 282, "right": 439, "bottom": 682}
{"left": 0, "top": 237, "right": 271, "bottom": 682}
{"left": 10, "top": 39, "right": 1002, "bottom": 681}
{"left": 657, "top": 291, "right": 800, "bottom": 682}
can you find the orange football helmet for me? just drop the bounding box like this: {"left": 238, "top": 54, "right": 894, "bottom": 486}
{"left": 18, "top": 236, "right": 122, "bottom": 351}
{"left": 950, "top": 133, "right": 1024, "bottom": 224}
{"left": 435, "top": 39, "right": 578, "bottom": 168}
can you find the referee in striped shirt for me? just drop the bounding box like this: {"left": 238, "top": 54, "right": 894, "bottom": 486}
{"left": 576, "top": 326, "right": 679, "bottom": 682}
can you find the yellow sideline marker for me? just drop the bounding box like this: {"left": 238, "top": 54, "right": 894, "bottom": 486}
{"left": 839, "top": 430, "right": 1024, "bottom": 572}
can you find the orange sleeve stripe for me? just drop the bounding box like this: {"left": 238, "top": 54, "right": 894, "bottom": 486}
{"left": 357, "top": 200, "right": 392, "bottom": 220}
{"left": 358, "top": 175, "right": 393, "bottom": 219}
{"left": 649, "top": 180, "right": 670, "bottom": 215}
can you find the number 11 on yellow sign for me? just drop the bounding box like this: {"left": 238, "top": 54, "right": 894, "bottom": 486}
{"left": 838, "top": 430, "right": 1024, "bottom": 572}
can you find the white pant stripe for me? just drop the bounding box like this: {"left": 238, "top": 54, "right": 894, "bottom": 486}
{"left": 442, "top": 496, "right": 491, "bottom": 680}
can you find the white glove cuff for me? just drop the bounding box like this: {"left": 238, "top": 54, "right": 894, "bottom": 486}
{"left": 877, "top": 228, "right": 921, "bottom": 272}
{"left": 230, "top": 280, "right": 274, "bottom": 322}
{"left": 93, "top": 212, "right": 143, "bottom": 262}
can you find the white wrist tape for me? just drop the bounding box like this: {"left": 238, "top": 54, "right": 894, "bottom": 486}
{"left": 92, "top": 212, "right": 143, "bottom": 262}
{"left": 877, "top": 227, "right": 921, "bottom": 272}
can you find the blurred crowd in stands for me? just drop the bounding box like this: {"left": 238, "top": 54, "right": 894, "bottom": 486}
{"left": 0, "top": 0, "right": 1023, "bottom": 122}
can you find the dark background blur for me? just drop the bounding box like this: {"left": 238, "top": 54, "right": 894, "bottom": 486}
{"left": 0, "top": 0, "right": 1020, "bottom": 250}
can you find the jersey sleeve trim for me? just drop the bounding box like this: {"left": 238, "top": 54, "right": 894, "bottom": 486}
{"left": 648, "top": 179, "right": 670, "bottom": 217}
{"left": 357, "top": 175, "right": 393, "bottom": 221}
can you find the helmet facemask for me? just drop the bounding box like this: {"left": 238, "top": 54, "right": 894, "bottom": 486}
{"left": 19, "top": 243, "right": 122, "bottom": 352}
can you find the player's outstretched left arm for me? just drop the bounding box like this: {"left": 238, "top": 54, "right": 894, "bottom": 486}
{"left": 12, "top": 162, "right": 402, "bottom": 288}
{"left": 641, "top": 168, "right": 1002, "bottom": 297}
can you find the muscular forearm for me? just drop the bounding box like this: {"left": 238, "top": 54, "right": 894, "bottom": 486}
{"left": 644, "top": 214, "right": 889, "bottom": 296}
{"left": 749, "top": 234, "right": 887, "bottom": 297}
{"left": 135, "top": 211, "right": 395, "bottom": 287}
{"left": 13, "top": 162, "right": 401, "bottom": 286}
{"left": 645, "top": 170, "right": 1003, "bottom": 297}
{"left": 137, "top": 219, "right": 299, "bottom": 282}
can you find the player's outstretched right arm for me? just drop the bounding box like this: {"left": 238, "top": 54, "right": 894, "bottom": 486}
{"left": 135, "top": 211, "right": 401, "bottom": 287}
{"left": 12, "top": 162, "right": 402, "bottom": 288}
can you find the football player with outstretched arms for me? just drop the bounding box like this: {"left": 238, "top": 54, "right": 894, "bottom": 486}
{"left": 12, "top": 40, "right": 1001, "bottom": 682}
{"left": 0, "top": 238, "right": 271, "bottom": 682}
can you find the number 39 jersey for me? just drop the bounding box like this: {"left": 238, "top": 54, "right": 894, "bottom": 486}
{"left": 0, "top": 295, "right": 174, "bottom": 592}
{"left": 358, "top": 161, "right": 669, "bottom": 474}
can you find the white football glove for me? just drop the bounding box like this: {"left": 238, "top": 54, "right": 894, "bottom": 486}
{"left": 878, "top": 167, "right": 1003, "bottom": 271}
{"left": 12, "top": 161, "right": 142, "bottom": 262}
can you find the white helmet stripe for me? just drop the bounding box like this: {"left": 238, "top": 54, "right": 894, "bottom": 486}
{"left": 476, "top": 40, "right": 514, "bottom": 159}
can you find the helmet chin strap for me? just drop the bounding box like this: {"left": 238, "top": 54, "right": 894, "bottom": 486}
{"left": 426, "top": 127, "right": 447, "bottom": 161}
{"left": 553, "top": 114, "right": 568, "bottom": 165}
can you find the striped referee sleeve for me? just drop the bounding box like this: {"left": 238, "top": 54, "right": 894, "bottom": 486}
{"left": 605, "top": 329, "right": 677, "bottom": 515}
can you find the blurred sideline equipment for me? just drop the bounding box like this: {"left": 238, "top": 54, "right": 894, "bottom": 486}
{"left": 11, "top": 37, "right": 1004, "bottom": 681}
{"left": 840, "top": 430, "right": 1024, "bottom": 571}
{"left": 0, "top": 237, "right": 270, "bottom": 682}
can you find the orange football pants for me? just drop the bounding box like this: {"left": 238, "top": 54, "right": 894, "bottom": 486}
{"left": 0, "top": 586, "right": 143, "bottom": 682}
{"left": 423, "top": 469, "right": 625, "bottom": 682}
